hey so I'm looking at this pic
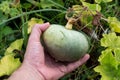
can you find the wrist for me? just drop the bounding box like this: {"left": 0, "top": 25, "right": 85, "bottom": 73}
{"left": 8, "top": 63, "right": 45, "bottom": 80}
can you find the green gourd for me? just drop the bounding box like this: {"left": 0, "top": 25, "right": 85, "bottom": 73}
{"left": 43, "top": 24, "right": 90, "bottom": 62}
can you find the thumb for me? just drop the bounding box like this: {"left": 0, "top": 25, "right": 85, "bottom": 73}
{"left": 65, "top": 54, "right": 90, "bottom": 73}
{"left": 57, "top": 54, "right": 90, "bottom": 79}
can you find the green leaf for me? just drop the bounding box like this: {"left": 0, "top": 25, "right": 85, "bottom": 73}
{"left": 80, "top": 0, "right": 86, "bottom": 2}
{"left": 110, "top": 22, "right": 120, "bottom": 33}
{"left": 94, "top": 32, "right": 120, "bottom": 80}
{"left": 40, "top": 0, "right": 55, "bottom": 8}
{"left": 108, "top": 17, "right": 118, "bottom": 23}
{"left": 9, "top": 8, "right": 19, "bottom": 17}
{"left": 0, "top": 1, "right": 10, "bottom": 14}
{"left": 40, "top": 0, "right": 64, "bottom": 9}
{"left": 26, "top": 0, "right": 40, "bottom": 7}
{"left": 95, "top": 0, "right": 102, "bottom": 4}
{"left": 98, "top": 49, "right": 119, "bottom": 69}
{"left": 103, "top": 0, "right": 112, "bottom": 3}
{"left": 0, "top": 10, "right": 8, "bottom": 22}
{"left": 0, "top": 54, "right": 21, "bottom": 76}
{"left": 94, "top": 49, "right": 120, "bottom": 80}
{"left": 2, "top": 26, "right": 13, "bottom": 36}
{"left": 101, "top": 32, "right": 120, "bottom": 48}
{"left": 114, "top": 48, "right": 120, "bottom": 62}
{"left": 5, "top": 39, "right": 23, "bottom": 55}
{"left": 94, "top": 65, "right": 120, "bottom": 80}
{"left": 0, "top": 26, "right": 12, "bottom": 40}
{"left": 28, "top": 18, "right": 44, "bottom": 34}
{"left": 72, "top": 5, "right": 94, "bottom": 28}
{"left": 82, "top": 1, "right": 101, "bottom": 12}
{"left": 107, "top": 17, "right": 120, "bottom": 33}
{"left": 95, "top": 0, "right": 112, "bottom": 4}
{"left": 22, "top": 3, "right": 32, "bottom": 9}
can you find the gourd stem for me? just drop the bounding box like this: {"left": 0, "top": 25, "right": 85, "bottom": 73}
{"left": 65, "top": 18, "right": 73, "bottom": 30}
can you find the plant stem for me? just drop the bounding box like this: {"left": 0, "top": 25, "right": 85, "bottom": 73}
{"left": 0, "top": 9, "right": 66, "bottom": 26}
{"left": 101, "top": 17, "right": 108, "bottom": 22}
{"left": 65, "top": 18, "right": 73, "bottom": 30}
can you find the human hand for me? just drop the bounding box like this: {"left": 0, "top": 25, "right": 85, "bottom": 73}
{"left": 9, "top": 23, "right": 90, "bottom": 80}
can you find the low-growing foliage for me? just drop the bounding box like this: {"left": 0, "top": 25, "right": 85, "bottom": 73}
{"left": 0, "top": 0, "right": 120, "bottom": 80}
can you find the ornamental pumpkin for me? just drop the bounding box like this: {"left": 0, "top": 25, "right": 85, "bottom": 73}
{"left": 43, "top": 24, "right": 90, "bottom": 62}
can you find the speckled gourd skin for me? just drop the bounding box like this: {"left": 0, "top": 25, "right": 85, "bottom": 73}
{"left": 43, "top": 24, "right": 89, "bottom": 62}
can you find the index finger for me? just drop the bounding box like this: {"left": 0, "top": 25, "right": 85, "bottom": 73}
{"left": 28, "top": 22, "right": 50, "bottom": 43}
{"left": 24, "top": 23, "right": 50, "bottom": 62}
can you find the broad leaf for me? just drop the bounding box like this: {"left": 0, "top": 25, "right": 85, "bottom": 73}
{"left": 114, "top": 48, "right": 120, "bottom": 62}
{"left": 80, "top": 0, "right": 86, "bottom": 1}
{"left": 2, "top": 26, "right": 13, "bottom": 36}
{"left": 108, "top": 17, "right": 120, "bottom": 33}
{"left": 94, "top": 32, "right": 120, "bottom": 80}
{"left": 95, "top": 0, "right": 112, "bottom": 4}
{"left": 94, "top": 65, "right": 120, "bottom": 80}
{"left": 0, "top": 1, "right": 10, "bottom": 14}
{"left": 72, "top": 5, "right": 94, "bottom": 28}
{"left": 0, "top": 26, "right": 13, "bottom": 40}
{"left": 28, "top": 18, "right": 44, "bottom": 34}
{"left": 98, "top": 49, "right": 119, "bottom": 69}
{"left": 95, "top": 0, "right": 102, "bottom": 4}
{"left": 94, "top": 49, "right": 120, "bottom": 80}
{"left": 9, "top": 8, "right": 19, "bottom": 17}
{"left": 101, "top": 32, "right": 120, "bottom": 48}
{"left": 22, "top": 3, "right": 32, "bottom": 10}
{"left": 40, "top": 0, "right": 64, "bottom": 9}
{"left": 40, "top": 0, "right": 54, "bottom": 8}
{"left": 0, "top": 54, "right": 21, "bottom": 76}
{"left": 103, "top": 0, "right": 112, "bottom": 3}
{"left": 5, "top": 39, "right": 23, "bottom": 55}
{"left": 109, "top": 22, "right": 120, "bottom": 33}
{"left": 0, "top": 10, "right": 8, "bottom": 22}
{"left": 82, "top": 1, "right": 101, "bottom": 12}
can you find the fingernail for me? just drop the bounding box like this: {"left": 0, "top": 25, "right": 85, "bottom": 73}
{"left": 44, "top": 22, "right": 50, "bottom": 25}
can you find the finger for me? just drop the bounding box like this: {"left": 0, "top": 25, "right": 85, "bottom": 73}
{"left": 24, "top": 23, "right": 50, "bottom": 63}
{"left": 66, "top": 54, "right": 90, "bottom": 73}
{"left": 28, "top": 22, "right": 50, "bottom": 43}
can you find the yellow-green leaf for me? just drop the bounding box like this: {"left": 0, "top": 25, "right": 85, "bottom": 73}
{"left": 5, "top": 39, "right": 23, "bottom": 55}
{"left": 0, "top": 54, "right": 21, "bottom": 76}
{"left": 103, "top": 0, "right": 112, "bottom": 3}
{"left": 108, "top": 17, "right": 120, "bottom": 33}
{"left": 110, "top": 22, "right": 120, "bottom": 33}
{"left": 95, "top": 0, "right": 102, "bottom": 4}
{"left": 95, "top": 0, "right": 112, "bottom": 4}
{"left": 28, "top": 18, "right": 44, "bottom": 34}
{"left": 82, "top": 1, "right": 101, "bottom": 12}
{"left": 94, "top": 32, "right": 120, "bottom": 80}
